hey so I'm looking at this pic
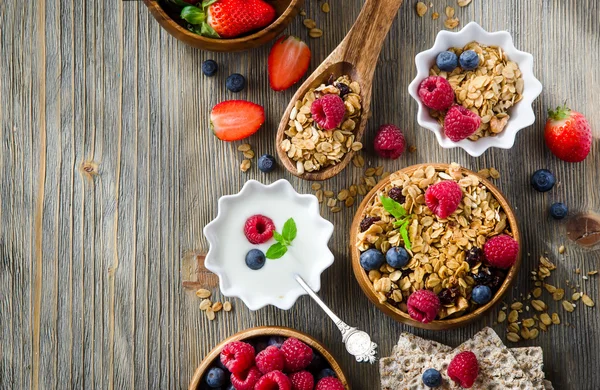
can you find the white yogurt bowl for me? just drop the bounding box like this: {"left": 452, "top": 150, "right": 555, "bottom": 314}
{"left": 408, "top": 22, "right": 543, "bottom": 157}
{"left": 203, "top": 179, "right": 334, "bottom": 310}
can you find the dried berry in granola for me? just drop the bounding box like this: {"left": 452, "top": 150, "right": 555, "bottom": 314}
{"left": 387, "top": 187, "right": 405, "bottom": 204}
{"left": 360, "top": 216, "right": 381, "bottom": 232}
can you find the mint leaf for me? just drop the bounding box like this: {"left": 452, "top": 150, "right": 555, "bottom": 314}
{"left": 272, "top": 231, "right": 285, "bottom": 244}
{"left": 400, "top": 220, "right": 411, "bottom": 251}
{"left": 380, "top": 196, "right": 407, "bottom": 220}
{"left": 266, "top": 243, "right": 287, "bottom": 259}
{"left": 282, "top": 218, "right": 297, "bottom": 242}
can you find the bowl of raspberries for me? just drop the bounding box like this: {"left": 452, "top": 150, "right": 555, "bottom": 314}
{"left": 189, "top": 326, "right": 349, "bottom": 390}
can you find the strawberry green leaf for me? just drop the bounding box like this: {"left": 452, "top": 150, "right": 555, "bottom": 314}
{"left": 282, "top": 218, "right": 297, "bottom": 243}
{"left": 201, "top": 0, "right": 220, "bottom": 8}
{"left": 199, "top": 22, "right": 220, "bottom": 38}
{"left": 180, "top": 6, "right": 206, "bottom": 25}
{"left": 380, "top": 196, "right": 407, "bottom": 220}
{"left": 266, "top": 242, "right": 287, "bottom": 259}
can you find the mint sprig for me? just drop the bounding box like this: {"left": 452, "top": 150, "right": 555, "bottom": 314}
{"left": 380, "top": 196, "right": 412, "bottom": 250}
{"left": 266, "top": 218, "right": 297, "bottom": 259}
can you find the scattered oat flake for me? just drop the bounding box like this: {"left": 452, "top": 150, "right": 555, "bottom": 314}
{"left": 497, "top": 310, "right": 506, "bottom": 323}
{"left": 223, "top": 301, "right": 232, "bottom": 312}
{"left": 409, "top": 145, "right": 417, "bottom": 153}
{"left": 321, "top": 2, "right": 330, "bottom": 13}
{"left": 237, "top": 143, "right": 251, "bottom": 152}
{"left": 562, "top": 300, "right": 575, "bottom": 312}
{"left": 206, "top": 309, "right": 215, "bottom": 320}
{"left": 240, "top": 159, "right": 251, "bottom": 172}
{"left": 458, "top": 0, "right": 472, "bottom": 6}
{"left": 212, "top": 302, "right": 223, "bottom": 312}
{"left": 416, "top": 2, "right": 427, "bottom": 17}
{"left": 444, "top": 17, "right": 460, "bottom": 29}
{"left": 243, "top": 150, "right": 255, "bottom": 159}
{"left": 588, "top": 270, "right": 598, "bottom": 275}
{"left": 445, "top": 6, "right": 455, "bottom": 17}
{"left": 507, "top": 332, "right": 520, "bottom": 343}
{"left": 582, "top": 294, "right": 595, "bottom": 307}
{"left": 200, "top": 299, "right": 212, "bottom": 311}
{"left": 196, "top": 289, "right": 211, "bottom": 299}
{"left": 300, "top": 10, "right": 306, "bottom": 16}
{"left": 432, "top": 12, "right": 439, "bottom": 20}
{"left": 489, "top": 167, "right": 500, "bottom": 179}
{"left": 309, "top": 28, "right": 323, "bottom": 38}
{"left": 558, "top": 245, "right": 565, "bottom": 254}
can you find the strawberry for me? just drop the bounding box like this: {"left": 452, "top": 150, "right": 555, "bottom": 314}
{"left": 181, "top": 0, "right": 276, "bottom": 39}
{"left": 210, "top": 100, "right": 265, "bottom": 141}
{"left": 268, "top": 36, "right": 311, "bottom": 91}
{"left": 544, "top": 105, "right": 592, "bottom": 162}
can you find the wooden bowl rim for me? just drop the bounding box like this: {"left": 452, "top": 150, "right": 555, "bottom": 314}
{"left": 349, "top": 163, "right": 522, "bottom": 330}
{"left": 188, "top": 326, "right": 350, "bottom": 390}
{"left": 143, "top": 0, "right": 302, "bottom": 47}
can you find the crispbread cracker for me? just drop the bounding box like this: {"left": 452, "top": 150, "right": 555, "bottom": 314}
{"left": 391, "top": 332, "right": 452, "bottom": 357}
{"left": 510, "top": 347, "right": 546, "bottom": 389}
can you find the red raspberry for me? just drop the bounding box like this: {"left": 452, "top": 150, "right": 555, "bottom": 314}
{"left": 315, "top": 377, "right": 345, "bottom": 390}
{"left": 289, "top": 371, "right": 314, "bottom": 390}
{"left": 254, "top": 370, "right": 292, "bottom": 390}
{"left": 244, "top": 215, "right": 276, "bottom": 244}
{"left": 443, "top": 105, "right": 481, "bottom": 142}
{"left": 280, "top": 337, "right": 313, "bottom": 372}
{"left": 256, "top": 346, "right": 286, "bottom": 374}
{"left": 230, "top": 366, "right": 262, "bottom": 390}
{"left": 311, "top": 94, "right": 346, "bottom": 130}
{"left": 373, "top": 124, "right": 406, "bottom": 159}
{"left": 418, "top": 76, "right": 454, "bottom": 111}
{"left": 425, "top": 180, "right": 463, "bottom": 219}
{"left": 220, "top": 341, "right": 255, "bottom": 374}
{"left": 447, "top": 351, "right": 479, "bottom": 388}
{"left": 483, "top": 234, "right": 519, "bottom": 269}
{"left": 407, "top": 289, "right": 440, "bottom": 323}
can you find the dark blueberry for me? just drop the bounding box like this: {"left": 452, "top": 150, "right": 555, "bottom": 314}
{"left": 465, "top": 247, "right": 485, "bottom": 267}
{"left": 360, "top": 249, "right": 385, "bottom": 271}
{"left": 316, "top": 368, "right": 337, "bottom": 381}
{"left": 473, "top": 267, "right": 493, "bottom": 285}
{"left": 436, "top": 51, "right": 458, "bottom": 72}
{"left": 422, "top": 368, "right": 443, "bottom": 387}
{"left": 388, "top": 187, "right": 406, "bottom": 204}
{"left": 438, "top": 287, "right": 459, "bottom": 305}
{"left": 459, "top": 50, "right": 480, "bottom": 70}
{"left": 386, "top": 247, "right": 409, "bottom": 268}
{"left": 307, "top": 352, "right": 326, "bottom": 373}
{"left": 267, "top": 336, "right": 286, "bottom": 349}
{"left": 257, "top": 154, "right": 276, "bottom": 173}
{"left": 531, "top": 169, "right": 556, "bottom": 192}
{"left": 335, "top": 82, "right": 351, "bottom": 97}
{"left": 360, "top": 216, "right": 381, "bottom": 232}
{"left": 471, "top": 285, "right": 493, "bottom": 304}
{"left": 245, "top": 249, "right": 266, "bottom": 270}
{"left": 215, "top": 358, "right": 229, "bottom": 373}
{"left": 226, "top": 73, "right": 246, "bottom": 92}
{"left": 202, "top": 60, "right": 218, "bottom": 77}
{"left": 205, "top": 367, "right": 226, "bottom": 388}
{"left": 252, "top": 337, "right": 270, "bottom": 353}
{"left": 550, "top": 202, "right": 568, "bottom": 220}
{"left": 226, "top": 385, "right": 235, "bottom": 390}
{"left": 488, "top": 268, "right": 506, "bottom": 291}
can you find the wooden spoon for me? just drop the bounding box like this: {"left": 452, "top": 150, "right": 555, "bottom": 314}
{"left": 276, "top": 0, "right": 404, "bottom": 181}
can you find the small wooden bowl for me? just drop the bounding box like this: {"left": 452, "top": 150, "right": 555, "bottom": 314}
{"left": 350, "top": 163, "right": 521, "bottom": 330}
{"left": 143, "top": 0, "right": 303, "bottom": 52}
{"left": 189, "top": 326, "right": 350, "bottom": 389}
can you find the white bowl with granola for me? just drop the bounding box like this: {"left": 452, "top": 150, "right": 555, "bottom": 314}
{"left": 350, "top": 163, "right": 521, "bottom": 330}
{"left": 408, "top": 22, "right": 543, "bottom": 157}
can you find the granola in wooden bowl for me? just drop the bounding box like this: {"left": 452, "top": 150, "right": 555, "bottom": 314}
{"left": 350, "top": 163, "right": 521, "bottom": 330}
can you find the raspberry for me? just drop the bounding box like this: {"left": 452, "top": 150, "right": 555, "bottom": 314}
{"left": 359, "top": 216, "right": 380, "bottom": 232}
{"left": 289, "top": 371, "right": 314, "bottom": 390}
{"left": 418, "top": 76, "right": 454, "bottom": 111}
{"left": 407, "top": 289, "right": 440, "bottom": 323}
{"left": 315, "top": 377, "right": 345, "bottom": 390}
{"left": 280, "top": 337, "right": 313, "bottom": 372}
{"left": 483, "top": 234, "right": 519, "bottom": 269}
{"left": 220, "top": 341, "right": 255, "bottom": 374}
{"left": 443, "top": 105, "right": 481, "bottom": 142}
{"left": 244, "top": 215, "right": 276, "bottom": 244}
{"left": 425, "top": 180, "right": 463, "bottom": 219}
{"left": 311, "top": 94, "right": 346, "bottom": 130}
{"left": 256, "top": 346, "right": 286, "bottom": 374}
{"left": 230, "top": 366, "right": 262, "bottom": 390}
{"left": 447, "top": 351, "right": 479, "bottom": 388}
{"left": 254, "top": 370, "right": 292, "bottom": 390}
{"left": 373, "top": 124, "right": 406, "bottom": 159}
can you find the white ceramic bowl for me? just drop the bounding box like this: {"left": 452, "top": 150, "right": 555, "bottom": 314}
{"left": 408, "top": 22, "right": 543, "bottom": 157}
{"left": 203, "top": 179, "right": 334, "bottom": 310}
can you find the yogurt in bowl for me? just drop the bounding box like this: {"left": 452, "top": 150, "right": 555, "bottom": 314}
{"left": 203, "top": 179, "right": 335, "bottom": 310}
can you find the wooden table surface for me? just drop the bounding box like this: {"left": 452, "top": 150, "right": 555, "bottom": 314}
{"left": 1, "top": 0, "right": 599, "bottom": 389}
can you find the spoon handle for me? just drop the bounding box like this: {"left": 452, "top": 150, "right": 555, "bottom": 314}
{"left": 295, "top": 275, "right": 378, "bottom": 364}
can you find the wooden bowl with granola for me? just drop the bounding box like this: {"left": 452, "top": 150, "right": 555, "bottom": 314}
{"left": 350, "top": 163, "right": 521, "bottom": 330}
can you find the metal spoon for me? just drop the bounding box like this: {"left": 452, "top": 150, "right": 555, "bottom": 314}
{"left": 295, "top": 274, "right": 377, "bottom": 363}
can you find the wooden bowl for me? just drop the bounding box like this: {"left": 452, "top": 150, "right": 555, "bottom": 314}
{"left": 189, "top": 326, "right": 350, "bottom": 389}
{"left": 143, "top": 0, "right": 303, "bottom": 52}
{"left": 350, "top": 163, "right": 521, "bottom": 330}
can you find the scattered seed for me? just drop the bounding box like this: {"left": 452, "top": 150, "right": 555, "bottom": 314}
{"left": 416, "top": 2, "right": 428, "bottom": 17}
{"left": 529, "top": 328, "right": 539, "bottom": 339}
{"left": 200, "top": 299, "right": 212, "bottom": 311}
{"left": 324, "top": 190, "right": 334, "bottom": 198}
{"left": 522, "top": 318, "right": 535, "bottom": 328}
{"left": 562, "top": 300, "right": 575, "bottom": 312}
{"left": 532, "top": 287, "right": 542, "bottom": 298}
{"left": 539, "top": 322, "right": 548, "bottom": 331}
{"left": 337, "top": 189, "right": 349, "bottom": 201}
{"left": 196, "top": 289, "right": 211, "bottom": 299}
{"left": 540, "top": 313, "right": 552, "bottom": 326}
{"left": 223, "top": 301, "right": 232, "bottom": 312}
{"left": 303, "top": 19, "right": 316, "bottom": 29}
{"left": 544, "top": 283, "right": 557, "bottom": 293}
{"left": 243, "top": 150, "right": 255, "bottom": 159}
{"left": 572, "top": 292, "right": 581, "bottom": 300}
{"left": 520, "top": 327, "right": 530, "bottom": 340}
{"left": 206, "top": 309, "right": 215, "bottom": 321}
{"left": 212, "top": 302, "right": 223, "bottom": 312}
{"left": 510, "top": 302, "right": 523, "bottom": 310}
{"left": 309, "top": 28, "right": 323, "bottom": 38}
{"left": 321, "top": 2, "right": 330, "bottom": 13}
{"left": 558, "top": 245, "right": 565, "bottom": 254}
{"left": 552, "top": 289, "right": 565, "bottom": 301}
{"left": 508, "top": 323, "right": 520, "bottom": 333}
{"left": 237, "top": 143, "right": 251, "bottom": 152}
{"left": 312, "top": 183, "right": 322, "bottom": 191}
{"left": 582, "top": 294, "right": 595, "bottom": 307}
{"left": 508, "top": 309, "right": 519, "bottom": 323}
{"left": 345, "top": 197, "right": 355, "bottom": 207}
{"left": 507, "top": 332, "right": 520, "bottom": 342}
{"left": 497, "top": 311, "right": 507, "bottom": 323}
{"left": 365, "top": 167, "right": 376, "bottom": 177}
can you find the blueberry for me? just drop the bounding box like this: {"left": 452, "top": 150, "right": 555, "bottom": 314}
{"left": 359, "top": 249, "right": 385, "bottom": 271}
{"left": 316, "top": 368, "right": 337, "bottom": 381}
{"left": 226, "top": 73, "right": 246, "bottom": 92}
{"left": 258, "top": 154, "right": 276, "bottom": 173}
{"left": 436, "top": 51, "right": 458, "bottom": 72}
{"left": 205, "top": 367, "right": 226, "bottom": 388}
{"left": 471, "top": 285, "right": 493, "bottom": 304}
{"left": 267, "top": 336, "right": 286, "bottom": 349}
{"left": 307, "top": 352, "right": 326, "bottom": 373}
{"left": 226, "top": 385, "right": 235, "bottom": 390}
{"left": 459, "top": 50, "right": 480, "bottom": 70}
{"left": 531, "top": 169, "right": 556, "bottom": 192}
{"left": 550, "top": 202, "right": 568, "bottom": 220}
{"left": 422, "top": 368, "right": 442, "bottom": 387}
{"left": 385, "top": 247, "right": 409, "bottom": 268}
{"left": 215, "top": 359, "right": 229, "bottom": 373}
{"left": 245, "top": 249, "right": 266, "bottom": 270}
{"left": 252, "top": 337, "right": 270, "bottom": 353}
{"left": 202, "top": 60, "right": 218, "bottom": 77}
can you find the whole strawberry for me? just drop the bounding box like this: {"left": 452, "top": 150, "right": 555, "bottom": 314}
{"left": 544, "top": 105, "right": 592, "bottom": 162}
{"left": 181, "top": 0, "right": 276, "bottom": 39}
{"left": 447, "top": 351, "right": 479, "bottom": 388}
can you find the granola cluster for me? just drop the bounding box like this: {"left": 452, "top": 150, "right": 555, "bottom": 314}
{"left": 356, "top": 163, "right": 513, "bottom": 319}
